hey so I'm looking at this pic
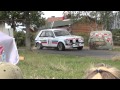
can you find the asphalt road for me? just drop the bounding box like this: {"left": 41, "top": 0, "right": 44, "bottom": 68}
{"left": 36, "top": 47, "right": 120, "bottom": 60}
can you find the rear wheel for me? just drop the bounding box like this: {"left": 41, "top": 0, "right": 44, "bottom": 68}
{"left": 36, "top": 43, "right": 43, "bottom": 49}
{"left": 77, "top": 46, "right": 83, "bottom": 50}
{"left": 57, "top": 42, "right": 65, "bottom": 51}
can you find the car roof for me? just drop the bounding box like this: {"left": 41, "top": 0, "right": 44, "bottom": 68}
{"left": 40, "top": 28, "right": 67, "bottom": 31}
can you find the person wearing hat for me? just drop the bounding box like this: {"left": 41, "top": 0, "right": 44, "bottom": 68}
{"left": 0, "top": 62, "right": 23, "bottom": 79}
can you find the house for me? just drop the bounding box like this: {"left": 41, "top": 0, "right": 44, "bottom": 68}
{"left": 39, "top": 16, "right": 72, "bottom": 30}
{"left": 39, "top": 16, "right": 103, "bottom": 35}
{"left": 71, "top": 16, "right": 103, "bottom": 35}
{"left": 47, "top": 16, "right": 64, "bottom": 22}
{"left": 0, "top": 22, "right": 13, "bottom": 37}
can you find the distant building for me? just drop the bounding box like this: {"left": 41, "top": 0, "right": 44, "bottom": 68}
{"left": 47, "top": 16, "right": 64, "bottom": 22}
{"left": 39, "top": 16, "right": 103, "bottom": 35}
{"left": 0, "top": 22, "right": 13, "bottom": 37}
{"left": 71, "top": 16, "right": 103, "bottom": 35}
{"left": 40, "top": 17, "right": 71, "bottom": 30}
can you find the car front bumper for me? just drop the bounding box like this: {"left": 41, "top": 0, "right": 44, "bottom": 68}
{"left": 65, "top": 42, "right": 84, "bottom": 49}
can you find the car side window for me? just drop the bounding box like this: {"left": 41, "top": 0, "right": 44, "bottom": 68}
{"left": 46, "top": 31, "right": 54, "bottom": 37}
{"left": 40, "top": 31, "right": 46, "bottom": 37}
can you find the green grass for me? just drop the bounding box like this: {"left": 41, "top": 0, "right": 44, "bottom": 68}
{"left": 113, "top": 47, "right": 120, "bottom": 51}
{"left": 18, "top": 50, "right": 120, "bottom": 79}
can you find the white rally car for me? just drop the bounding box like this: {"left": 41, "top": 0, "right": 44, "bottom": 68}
{"left": 35, "top": 29, "right": 84, "bottom": 51}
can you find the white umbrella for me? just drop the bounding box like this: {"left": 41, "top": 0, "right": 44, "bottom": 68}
{"left": 0, "top": 31, "right": 19, "bottom": 65}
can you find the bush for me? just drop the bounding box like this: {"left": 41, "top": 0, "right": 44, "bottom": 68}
{"left": 112, "top": 29, "right": 120, "bottom": 46}
{"left": 30, "top": 32, "right": 36, "bottom": 47}
{"left": 78, "top": 33, "right": 89, "bottom": 46}
{"left": 14, "top": 31, "right": 25, "bottom": 47}
{"left": 14, "top": 31, "right": 37, "bottom": 48}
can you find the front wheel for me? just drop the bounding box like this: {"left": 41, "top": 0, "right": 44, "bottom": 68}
{"left": 36, "top": 43, "right": 43, "bottom": 50}
{"left": 77, "top": 46, "right": 83, "bottom": 50}
{"left": 57, "top": 42, "right": 65, "bottom": 51}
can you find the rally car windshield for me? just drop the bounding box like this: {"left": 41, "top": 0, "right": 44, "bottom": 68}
{"left": 54, "top": 30, "right": 71, "bottom": 36}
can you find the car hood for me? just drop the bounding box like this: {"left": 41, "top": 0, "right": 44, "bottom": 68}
{"left": 56, "top": 35, "right": 83, "bottom": 40}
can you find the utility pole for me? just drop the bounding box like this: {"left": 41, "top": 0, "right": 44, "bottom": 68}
{"left": 51, "top": 21, "right": 54, "bottom": 29}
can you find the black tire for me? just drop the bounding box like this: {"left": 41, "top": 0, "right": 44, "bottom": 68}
{"left": 36, "top": 43, "right": 43, "bottom": 49}
{"left": 77, "top": 46, "right": 83, "bottom": 50}
{"left": 57, "top": 42, "right": 65, "bottom": 51}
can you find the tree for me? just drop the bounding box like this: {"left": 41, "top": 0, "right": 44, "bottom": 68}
{"left": 89, "top": 11, "right": 101, "bottom": 30}
{"left": 68, "top": 11, "right": 114, "bottom": 30}
{"left": 99, "top": 11, "right": 114, "bottom": 30}
{"left": 0, "top": 11, "right": 24, "bottom": 31}
{"left": 0, "top": 11, "right": 45, "bottom": 50}
{"left": 112, "top": 11, "right": 120, "bottom": 29}
{"left": 67, "top": 11, "right": 85, "bottom": 22}
{"left": 23, "top": 11, "right": 45, "bottom": 50}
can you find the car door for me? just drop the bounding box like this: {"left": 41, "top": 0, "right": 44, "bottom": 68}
{"left": 39, "top": 31, "right": 48, "bottom": 47}
{"left": 46, "top": 31, "right": 57, "bottom": 47}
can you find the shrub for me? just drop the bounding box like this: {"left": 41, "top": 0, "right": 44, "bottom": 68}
{"left": 14, "top": 31, "right": 25, "bottom": 47}
{"left": 14, "top": 31, "right": 37, "bottom": 48}
{"left": 30, "top": 32, "right": 36, "bottom": 47}
{"left": 112, "top": 29, "right": 120, "bottom": 46}
{"left": 78, "top": 33, "right": 89, "bottom": 46}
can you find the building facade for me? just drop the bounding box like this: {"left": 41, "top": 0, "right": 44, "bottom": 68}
{"left": 0, "top": 22, "right": 13, "bottom": 37}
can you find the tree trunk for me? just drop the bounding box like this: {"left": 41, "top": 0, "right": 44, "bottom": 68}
{"left": 12, "top": 25, "right": 16, "bottom": 31}
{"left": 25, "top": 11, "right": 31, "bottom": 50}
{"left": 25, "top": 24, "right": 31, "bottom": 50}
{"left": 11, "top": 17, "right": 16, "bottom": 31}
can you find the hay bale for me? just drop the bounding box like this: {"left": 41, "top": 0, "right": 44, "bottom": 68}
{"left": 112, "top": 56, "right": 120, "bottom": 61}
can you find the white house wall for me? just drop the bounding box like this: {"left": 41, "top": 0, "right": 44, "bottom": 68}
{"left": 4, "top": 28, "right": 13, "bottom": 37}
{"left": 0, "top": 22, "right": 13, "bottom": 37}
{"left": 0, "top": 22, "right": 5, "bottom": 32}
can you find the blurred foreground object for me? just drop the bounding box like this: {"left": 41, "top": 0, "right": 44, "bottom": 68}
{"left": 0, "top": 31, "right": 19, "bottom": 65}
{"left": 84, "top": 63, "right": 120, "bottom": 79}
{"left": 0, "top": 62, "right": 23, "bottom": 79}
{"left": 19, "top": 56, "right": 25, "bottom": 61}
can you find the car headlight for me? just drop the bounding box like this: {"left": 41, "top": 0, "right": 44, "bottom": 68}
{"left": 78, "top": 37, "right": 84, "bottom": 42}
{"left": 78, "top": 38, "right": 81, "bottom": 42}
{"left": 72, "top": 38, "right": 76, "bottom": 43}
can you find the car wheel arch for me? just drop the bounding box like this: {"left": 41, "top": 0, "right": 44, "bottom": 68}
{"left": 57, "top": 42, "right": 65, "bottom": 51}
{"left": 57, "top": 41, "right": 65, "bottom": 46}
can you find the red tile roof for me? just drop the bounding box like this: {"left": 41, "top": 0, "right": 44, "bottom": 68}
{"left": 47, "top": 17, "right": 64, "bottom": 22}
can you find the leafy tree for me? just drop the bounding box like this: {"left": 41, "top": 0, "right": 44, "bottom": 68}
{"left": 67, "top": 11, "right": 91, "bottom": 22}
{"left": 99, "top": 11, "right": 113, "bottom": 30}
{"left": 14, "top": 31, "right": 25, "bottom": 47}
{"left": 67, "top": 11, "right": 114, "bottom": 30}
{"left": 0, "top": 11, "right": 24, "bottom": 31}
{"left": 0, "top": 11, "right": 45, "bottom": 50}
